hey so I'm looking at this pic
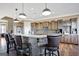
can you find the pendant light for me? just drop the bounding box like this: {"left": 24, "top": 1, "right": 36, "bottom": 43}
{"left": 18, "top": 3, "right": 26, "bottom": 18}
{"left": 42, "top": 3, "right": 51, "bottom": 16}
{"left": 14, "top": 8, "right": 19, "bottom": 22}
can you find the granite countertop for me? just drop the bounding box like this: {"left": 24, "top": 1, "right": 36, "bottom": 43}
{"left": 14, "top": 33, "right": 62, "bottom": 38}
{"left": 62, "top": 31, "right": 78, "bottom": 35}
{"left": 15, "top": 34, "right": 47, "bottom": 38}
{"left": 47, "top": 33, "right": 62, "bottom": 36}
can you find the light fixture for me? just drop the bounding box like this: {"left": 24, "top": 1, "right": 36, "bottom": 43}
{"left": 42, "top": 3, "right": 51, "bottom": 16}
{"left": 19, "top": 13, "right": 26, "bottom": 18}
{"left": 14, "top": 8, "right": 19, "bottom": 22}
{"left": 19, "top": 3, "right": 26, "bottom": 18}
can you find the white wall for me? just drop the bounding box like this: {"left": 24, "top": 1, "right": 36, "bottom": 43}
{"left": 24, "top": 22, "right": 31, "bottom": 35}
{"left": 77, "top": 17, "right": 79, "bottom": 34}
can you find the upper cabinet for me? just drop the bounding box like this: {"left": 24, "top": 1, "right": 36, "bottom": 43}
{"left": 42, "top": 22, "right": 49, "bottom": 28}
{"left": 39, "top": 22, "right": 43, "bottom": 29}
{"left": 48, "top": 22, "right": 52, "bottom": 30}
{"left": 51, "top": 21, "right": 58, "bottom": 30}
{"left": 58, "top": 18, "right": 77, "bottom": 34}
{"left": 14, "top": 22, "right": 24, "bottom": 34}
{"left": 31, "top": 21, "right": 58, "bottom": 31}
{"left": 31, "top": 15, "right": 78, "bottom": 35}
{"left": 31, "top": 23, "right": 37, "bottom": 30}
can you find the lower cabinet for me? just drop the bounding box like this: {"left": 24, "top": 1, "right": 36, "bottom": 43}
{"left": 28, "top": 37, "right": 47, "bottom": 56}
{"left": 61, "top": 34, "right": 78, "bottom": 44}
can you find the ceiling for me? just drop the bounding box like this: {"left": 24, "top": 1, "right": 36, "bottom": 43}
{"left": 0, "top": 3, "right": 79, "bottom": 21}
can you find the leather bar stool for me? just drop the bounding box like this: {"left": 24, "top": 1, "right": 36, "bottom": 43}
{"left": 15, "top": 35, "right": 32, "bottom": 56}
{"left": 44, "top": 35, "right": 61, "bottom": 56}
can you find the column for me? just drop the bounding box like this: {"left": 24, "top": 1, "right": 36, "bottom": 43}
{"left": 24, "top": 21, "right": 31, "bottom": 35}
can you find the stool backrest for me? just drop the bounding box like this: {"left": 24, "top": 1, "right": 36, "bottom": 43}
{"left": 8, "top": 33, "right": 13, "bottom": 40}
{"left": 1, "top": 33, "right": 5, "bottom": 37}
{"left": 15, "top": 35, "right": 22, "bottom": 49}
{"left": 47, "top": 35, "right": 61, "bottom": 47}
{"left": 4, "top": 34, "right": 9, "bottom": 42}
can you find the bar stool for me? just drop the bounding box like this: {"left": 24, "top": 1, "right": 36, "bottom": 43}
{"left": 44, "top": 35, "right": 61, "bottom": 56}
{"left": 4, "top": 34, "right": 10, "bottom": 54}
{"left": 8, "top": 33, "right": 16, "bottom": 49}
{"left": 15, "top": 35, "right": 32, "bottom": 56}
{"left": 4, "top": 33, "right": 16, "bottom": 54}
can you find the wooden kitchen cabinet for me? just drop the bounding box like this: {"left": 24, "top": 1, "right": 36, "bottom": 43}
{"left": 70, "top": 34, "right": 78, "bottom": 44}
{"left": 35, "top": 23, "right": 39, "bottom": 30}
{"left": 51, "top": 21, "right": 54, "bottom": 30}
{"left": 37, "top": 23, "right": 42, "bottom": 29}
{"left": 61, "top": 35, "right": 78, "bottom": 45}
{"left": 42, "top": 22, "right": 49, "bottom": 28}
{"left": 51, "top": 21, "right": 58, "bottom": 30}
{"left": 39, "top": 22, "right": 43, "bottom": 29}
{"left": 54, "top": 21, "right": 58, "bottom": 30}
{"left": 31, "top": 21, "right": 58, "bottom": 30}
{"left": 15, "top": 22, "right": 24, "bottom": 27}
{"left": 31, "top": 23, "right": 37, "bottom": 29}
{"left": 48, "top": 22, "right": 52, "bottom": 30}
{"left": 32, "top": 22, "right": 43, "bottom": 30}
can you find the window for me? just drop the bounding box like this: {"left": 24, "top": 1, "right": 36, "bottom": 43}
{"left": 0, "top": 24, "right": 6, "bottom": 33}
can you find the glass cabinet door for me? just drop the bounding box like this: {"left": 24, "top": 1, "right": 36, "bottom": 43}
{"left": 16, "top": 26, "right": 24, "bottom": 34}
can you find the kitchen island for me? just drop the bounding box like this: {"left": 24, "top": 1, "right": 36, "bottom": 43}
{"left": 14, "top": 34, "right": 61, "bottom": 56}
{"left": 14, "top": 34, "right": 47, "bottom": 56}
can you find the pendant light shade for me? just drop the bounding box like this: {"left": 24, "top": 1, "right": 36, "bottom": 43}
{"left": 42, "top": 8, "right": 51, "bottom": 16}
{"left": 19, "top": 13, "right": 26, "bottom": 18}
{"left": 42, "top": 3, "right": 51, "bottom": 16}
{"left": 18, "top": 3, "right": 26, "bottom": 18}
{"left": 14, "top": 8, "right": 19, "bottom": 22}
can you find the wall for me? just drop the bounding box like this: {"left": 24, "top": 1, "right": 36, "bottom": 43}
{"left": 77, "top": 17, "right": 79, "bottom": 34}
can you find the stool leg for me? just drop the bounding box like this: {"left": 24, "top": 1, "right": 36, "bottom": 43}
{"left": 57, "top": 50, "right": 60, "bottom": 56}
{"left": 49, "top": 51, "right": 51, "bottom": 56}
{"left": 29, "top": 47, "right": 31, "bottom": 56}
{"left": 52, "top": 51, "right": 53, "bottom": 56}
{"left": 44, "top": 48, "right": 46, "bottom": 56}
{"left": 7, "top": 43, "right": 9, "bottom": 54}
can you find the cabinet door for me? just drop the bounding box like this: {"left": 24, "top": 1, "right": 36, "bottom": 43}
{"left": 42, "top": 22, "right": 48, "bottom": 28}
{"left": 37, "top": 23, "right": 40, "bottom": 29}
{"left": 54, "top": 21, "right": 58, "bottom": 30}
{"left": 48, "top": 22, "right": 52, "bottom": 30}
{"left": 38, "top": 23, "right": 43, "bottom": 29}
{"left": 51, "top": 21, "right": 58, "bottom": 30}
{"left": 51, "top": 21, "right": 55, "bottom": 30}
{"left": 35, "top": 23, "right": 39, "bottom": 30}
{"left": 31, "top": 23, "right": 35, "bottom": 29}
{"left": 71, "top": 35, "right": 78, "bottom": 44}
